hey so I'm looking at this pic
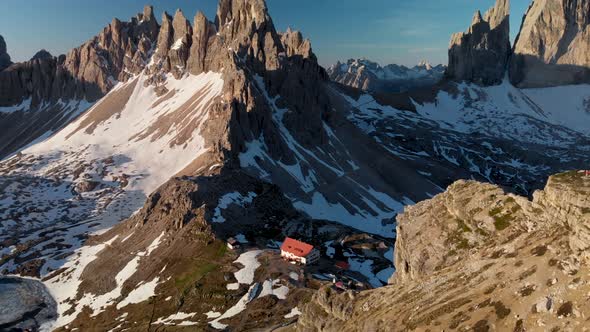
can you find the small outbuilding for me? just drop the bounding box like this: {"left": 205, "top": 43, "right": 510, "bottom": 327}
{"left": 280, "top": 237, "right": 320, "bottom": 265}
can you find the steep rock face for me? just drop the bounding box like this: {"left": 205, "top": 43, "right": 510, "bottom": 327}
{"left": 187, "top": 11, "right": 215, "bottom": 75}
{"left": 446, "top": 0, "right": 510, "bottom": 85}
{"left": 0, "top": 35, "right": 11, "bottom": 71}
{"left": 206, "top": 0, "right": 330, "bottom": 151}
{"left": 0, "top": 6, "right": 159, "bottom": 108}
{"left": 534, "top": 172, "right": 590, "bottom": 261}
{"left": 510, "top": 0, "right": 590, "bottom": 87}
{"left": 298, "top": 171, "right": 590, "bottom": 331}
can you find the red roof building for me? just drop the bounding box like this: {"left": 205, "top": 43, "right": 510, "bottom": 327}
{"left": 335, "top": 261, "right": 350, "bottom": 270}
{"left": 280, "top": 237, "right": 320, "bottom": 265}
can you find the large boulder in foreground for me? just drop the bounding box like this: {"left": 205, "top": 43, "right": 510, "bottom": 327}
{"left": 297, "top": 171, "right": 590, "bottom": 331}
{"left": 510, "top": 0, "right": 590, "bottom": 87}
{"left": 446, "top": 0, "right": 510, "bottom": 85}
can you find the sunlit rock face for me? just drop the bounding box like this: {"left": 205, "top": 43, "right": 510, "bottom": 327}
{"left": 510, "top": 0, "right": 590, "bottom": 87}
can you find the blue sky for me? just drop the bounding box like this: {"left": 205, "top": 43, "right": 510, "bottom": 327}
{"left": 0, "top": 0, "right": 530, "bottom": 67}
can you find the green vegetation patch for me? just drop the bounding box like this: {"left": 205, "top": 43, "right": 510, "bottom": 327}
{"left": 175, "top": 262, "right": 218, "bottom": 290}
{"left": 456, "top": 219, "right": 472, "bottom": 232}
{"left": 492, "top": 214, "right": 513, "bottom": 231}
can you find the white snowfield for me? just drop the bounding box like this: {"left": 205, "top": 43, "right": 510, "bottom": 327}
{"left": 414, "top": 79, "right": 590, "bottom": 145}
{"left": 209, "top": 250, "right": 291, "bottom": 330}
{"left": 25, "top": 71, "right": 224, "bottom": 194}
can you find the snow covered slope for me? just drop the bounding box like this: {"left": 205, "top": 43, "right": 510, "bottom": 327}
{"left": 414, "top": 79, "right": 590, "bottom": 145}
{"left": 237, "top": 76, "right": 439, "bottom": 236}
{"left": 341, "top": 79, "right": 590, "bottom": 195}
{"left": 0, "top": 71, "right": 223, "bottom": 278}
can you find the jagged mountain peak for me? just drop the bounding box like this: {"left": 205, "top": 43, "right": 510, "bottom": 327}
{"left": 471, "top": 10, "right": 483, "bottom": 26}
{"left": 328, "top": 58, "right": 445, "bottom": 93}
{"left": 216, "top": 0, "right": 270, "bottom": 29}
{"left": 172, "top": 8, "right": 191, "bottom": 40}
{"left": 30, "top": 49, "right": 52, "bottom": 61}
{"left": 484, "top": 0, "right": 510, "bottom": 29}
{"left": 446, "top": 0, "right": 510, "bottom": 85}
{"left": 0, "top": 34, "right": 11, "bottom": 71}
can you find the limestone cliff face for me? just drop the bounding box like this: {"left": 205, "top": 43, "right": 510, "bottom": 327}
{"left": 446, "top": 0, "right": 511, "bottom": 85}
{"left": 298, "top": 171, "right": 590, "bottom": 331}
{"left": 510, "top": 0, "right": 590, "bottom": 87}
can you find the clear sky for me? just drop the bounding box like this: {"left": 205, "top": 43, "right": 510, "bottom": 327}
{"left": 0, "top": 0, "right": 530, "bottom": 67}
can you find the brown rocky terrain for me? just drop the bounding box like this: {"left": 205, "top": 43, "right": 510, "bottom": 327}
{"left": 446, "top": 0, "right": 511, "bottom": 85}
{"left": 297, "top": 170, "right": 590, "bottom": 331}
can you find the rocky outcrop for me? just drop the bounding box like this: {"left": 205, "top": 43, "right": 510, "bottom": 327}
{"left": 510, "top": 0, "right": 590, "bottom": 87}
{"left": 187, "top": 11, "right": 215, "bottom": 75}
{"left": 150, "top": 10, "right": 193, "bottom": 78}
{"left": 327, "top": 58, "right": 445, "bottom": 93}
{"left": 446, "top": 0, "right": 510, "bottom": 85}
{"left": 533, "top": 171, "right": 590, "bottom": 261}
{"left": 298, "top": 171, "right": 590, "bottom": 331}
{"left": 0, "top": 35, "right": 11, "bottom": 71}
{"left": 168, "top": 10, "right": 192, "bottom": 76}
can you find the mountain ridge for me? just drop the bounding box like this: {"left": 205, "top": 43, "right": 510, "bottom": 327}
{"left": 327, "top": 58, "right": 445, "bottom": 93}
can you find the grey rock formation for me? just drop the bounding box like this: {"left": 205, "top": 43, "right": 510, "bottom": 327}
{"left": 0, "top": 35, "right": 12, "bottom": 71}
{"left": 446, "top": 0, "right": 510, "bottom": 85}
{"left": 510, "top": 0, "right": 590, "bottom": 87}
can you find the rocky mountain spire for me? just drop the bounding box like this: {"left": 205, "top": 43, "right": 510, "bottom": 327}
{"left": 0, "top": 7, "right": 161, "bottom": 107}
{"left": 187, "top": 11, "right": 214, "bottom": 75}
{"left": 168, "top": 9, "right": 192, "bottom": 75}
{"left": 445, "top": 0, "right": 510, "bottom": 85}
{"left": 172, "top": 9, "right": 191, "bottom": 42}
{"left": 510, "top": 0, "right": 590, "bottom": 87}
{"left": 156, "top": 12, "right": 173, "bottom": 58}
{"left": 137, "top": 5, "right": 159, "bottom": 42}
{"left": 0, "top": 35, "right": 12, "bottom": 71}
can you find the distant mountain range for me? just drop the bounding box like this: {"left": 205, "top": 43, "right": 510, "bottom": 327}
{"left": 327, "top": 58, "right": 446, "bottom": 93}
